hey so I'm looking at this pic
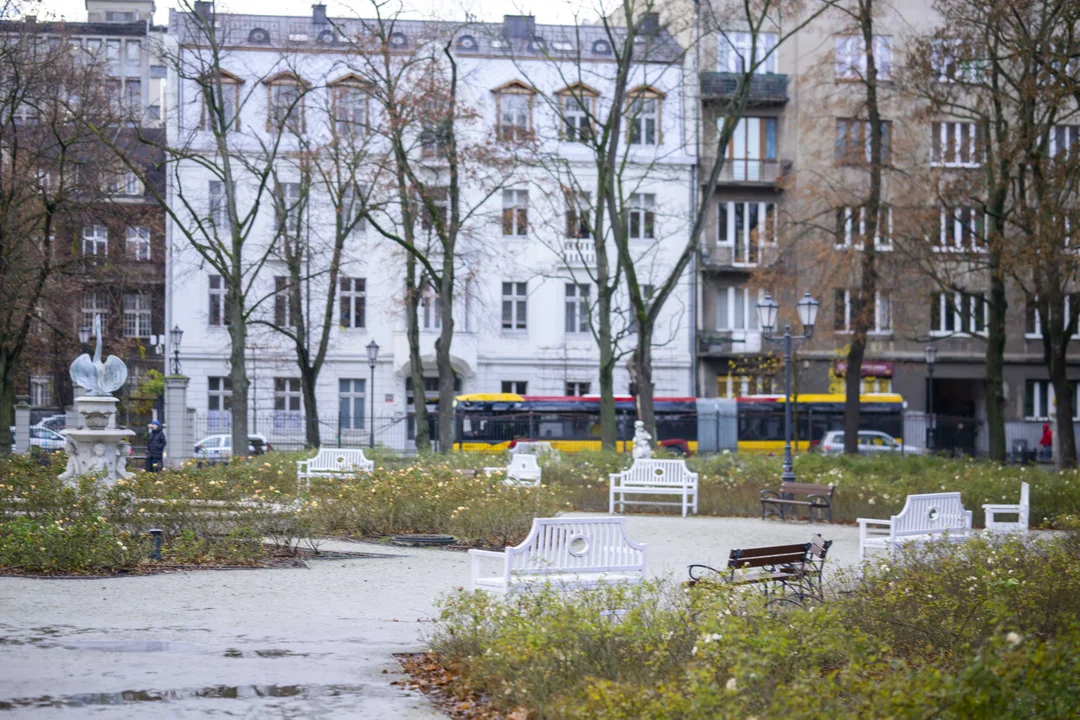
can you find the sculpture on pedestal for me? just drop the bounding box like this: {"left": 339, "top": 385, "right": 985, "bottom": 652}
{"left": 631, "top": 420, "right": 653, "bottom": 460}
{"left": 59, "top": 316, "right": 134, "bottom": 485}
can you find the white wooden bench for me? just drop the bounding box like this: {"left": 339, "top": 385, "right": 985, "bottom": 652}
{"left": 858, "top": 492, "right": 973, "bottom": 561}
{"left": 484, "top": 453, "right": 542, "bottom": 487}
{"left": 983, "top": 482, "right": 1030, "bottom": 535}
{"left": 510, "top": 441, "right": 560, "bottom": 461}
{"left": 296, "top": 448, "right": 374, "bottom": 491}
{"left": 609, "top": 459, "right": 699, "bottom": 517}
{"left": 469, "top": 517, "right": 646, "bottom": 594}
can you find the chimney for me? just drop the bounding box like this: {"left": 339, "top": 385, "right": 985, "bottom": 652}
{"left": 194, "top": 1, "right": 212, "bottom": 22}
{"left": 312, "top": 4, "right": 327, "bottom": 24}
{"left": 503, "top": 14, "right": 535, "bottom": 40}
{"left": 637, "top": 12, "right": 660, "bottom": 35}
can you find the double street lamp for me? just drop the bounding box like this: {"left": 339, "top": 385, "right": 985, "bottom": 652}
{"left": 366, "top": 340, "right": 379, "bottom": 449}
{"left": 170, "top": 325, "right": 184, "bottom": 375}
{"left": 757, "top": 291, "right": 820, "bottom": 483}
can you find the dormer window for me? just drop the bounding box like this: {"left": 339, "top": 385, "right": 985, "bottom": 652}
{"left": 493, "top": 81, "right": 535, "bottom": 143}
{"left": 457, "top": 35, "right": 478, "bottom": 50}
{"left": 266, "top": 72, "right": 307, "bottom": 133}
{"left": 627, "top": 86, "right": 663, "bottom": 146}
{"left": 555, "top": 83, "right": 599, "bottom": 143}
{"left": 331, "top": 75, "right": 370, "bottom": 136}
{"left": 389, "top": 32, "right": 408, "bottom": 49}
{"left": 200, "top": 70, "right": 242, "bottom": 132}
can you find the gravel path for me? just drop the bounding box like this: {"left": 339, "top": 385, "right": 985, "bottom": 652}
{"left": 0, "top": 515, "right": 860, "bottom": 717}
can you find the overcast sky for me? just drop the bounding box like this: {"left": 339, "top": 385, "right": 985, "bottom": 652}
{"left": 29, "top": 0, "right": 607, "bottom": 26}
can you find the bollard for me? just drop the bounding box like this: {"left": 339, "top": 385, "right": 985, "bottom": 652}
{"left": 149, "top": 528, "right": 163, "bottom": 561}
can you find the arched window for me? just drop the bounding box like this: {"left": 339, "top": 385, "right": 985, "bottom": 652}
{"left": 626, "top": 85, "right": 664, "bottom": 146}
{"left": 265, "top": 72, "right": 308, "bottom": 133}
{"left": 199, "top": 69, "right": 243, "bottom": 132}
{"left": 492, "top": 80, "right": 536, "bottom": 143}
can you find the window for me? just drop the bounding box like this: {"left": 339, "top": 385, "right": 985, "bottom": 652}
{"left": 341, "top": 183, "right": 367, "bottom": 235}
{"left": 268, "top": 75, "right": 304, "bottom": 132}
{"left": 502, "top": 189, "right": 528, "bottom": 236}
{"left": 566, "top": 382, "right": 591, "bottom": 396}
{"left": 1025, "top": 294, "right": 1080, "bottom": 338}
{"left": 124, "top": 40, "right": 140, "bottom": 73}
{"left": 106, "top": 39, "right": 121, "bottom": 71}
{"left": 209, "top": 274, "right": 230, "bottom": 326}
{"left": 106, "top": 11, "right": 135, "bottom": 21}
{"left": 333, "top": 82, "right": 369, "bottom": 135}
{"left": 82, "top": 225, "right": 108, "bottom": 257}
{"left": 202, "top": 74, "right": 240, "bottom": 131}
{"left": 930, "top": 38, "right": 983, "bottom": 83}
{"left": 716, "top": 285, "right": 760, "bottom": 331}
{"left": 81, "top": 292, "right": 109, "bottom": 330}
{"left": 339, "top": 379, "right": 366, "bottom": 429}
{"left": 208, "top": 180, "right": 226, "bottom": 228}
{"left": 835, "top": 35, "right": 893, "bottom": 80}
{"left": 340, "top": 277, "right": 366, "bottom": 329}
{"left": 932, "top": 122, "right": 981, "bottom": 167}
{"left": 718, "top": 31, "right": 777, "bottom": 74}
{"left": 717, "top": 201, "right": 778, "bottom": 265}
{"left": 276, "top": 182, "right": 302, "bottom": 235}
{"left": 628, "top": 193, "right": 655, "bottom": 240}
{"left": 422, "top": 285, "right": 441, "bottom": 330}
{"left": 936, "top": 206, "right": 985, "bottom": 251}
{"left": 420, "top": 118, "right": 451, "bottom": 158}
{"left": 560, "top": 92, "right": 593, "bottom": 141}
{"left": 124, "top": 79, "right": 141, "bottom": 112}
{"left": 30, "top": 376, "right": 52, "bottom": 407}
{"left": 724, "top": 117, "right": 777, "bottom": 180}
{"left": 122, "top": 293, "right": 151, "bottom": 337}
{"left": 628, "top": 92, "right": 659, "bottom": 145}
{"left": 565, "top": 284, "right": 590, "bottom": 333}
{"left": 497, "top": 91, "right": 531, "bottom": 142}
{"left": 1051, "top": 125, "right": 1079, "bottom": 161}
{"left": 501, "top": 381, "right": 527, "bottom": 394}
{"left": 208, "top": 376, "right": 232, "bottom": 412}
{"left": 1024, "top": 380, "right": 1080, "bottom": 421}
{"left": 421, "top": 190, "right": 449, "bottom": 232}
{"left": 274, "top": 377, "right": 302, "bottom": 413}
{"left": 931, "top": 291, "right": 987, "bottom": 335}
{"left": 835, "top": 206, "right": 893, "bottom": 249}
{"left": 274, "top": 276, "right": 297, "bottom": 327}
{"left": 835, "top": 119, "right": 892, "bottom": 165}
{"left": 502, "top": 282, "right": 527, "bottom": 331}
{"left": 718, "top": 373, "right": 775, "bottom": 398}
{"left": 126, "top": 227, "right": 151, "bottom": 260}
{"left": 834, "top": 290, "right": 891, "bottom": 333}
{"left": 565, "top": 191, "right": 592, "bottom": 238}
{"left": 122, "top": 171, "right": 141, "bottom": 196}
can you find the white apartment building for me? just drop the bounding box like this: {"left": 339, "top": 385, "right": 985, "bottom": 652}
{"left": 164, "top": 7, "right": 696, "bottom": 448}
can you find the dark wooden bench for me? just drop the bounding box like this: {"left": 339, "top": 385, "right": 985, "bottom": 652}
{"left": 688, "top": 535, "right": 833, "bottom": 605}
{"left": 760, "top": 482, "right": 835, "bottom": 523}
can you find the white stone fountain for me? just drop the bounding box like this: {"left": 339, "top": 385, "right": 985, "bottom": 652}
{"left": 59, "top": 316, "right": 134, "bottom": 485}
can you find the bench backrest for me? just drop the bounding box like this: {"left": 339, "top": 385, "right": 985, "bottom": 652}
{"left": 309, "top": 448, "right": 371, "bottom": 470}
{"left": 508, "top": 454, "right": 541, "bottom": 474}
{"left": 893, "top": 492, "right": 971, "bottom": 538}
{"left": 728, "top": 542, "right": 811, "bottom": 570}
{"left": 776, "top": 482, "right": 833, "bottom": 497}
{"left": 507, "top": 517, "right": 646, "bottom": 576}
{"left": 620, "top": 459, "right": 693, "bottom": 487}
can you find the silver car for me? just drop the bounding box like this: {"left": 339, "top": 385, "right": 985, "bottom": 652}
{"left": 8, "top": 425, "right": 67, "bottom": 451}
{"left": 194, "top": 433, "right": 272, "bottom": 459}
{"left": 819, "top": 430, "right": 922, "bottom": 455}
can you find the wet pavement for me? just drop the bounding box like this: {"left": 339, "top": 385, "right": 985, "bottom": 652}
{"left": 0, "top": 515, "right": 863, "bottom": 718}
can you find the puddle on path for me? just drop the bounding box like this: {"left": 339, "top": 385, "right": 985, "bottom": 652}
{"left": 0, "top": 683, "right": 366, "bottom": 710}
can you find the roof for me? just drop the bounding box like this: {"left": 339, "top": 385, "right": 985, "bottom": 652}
{"left": 168, "top": 12, "right": 684, "bottom": 64}
{"left": 0, "top": 19, "right": 149, "bottom": 37}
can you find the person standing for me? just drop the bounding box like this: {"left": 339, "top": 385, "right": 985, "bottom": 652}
{"left": 1039, "top": 422, "right": 1053, "bottom": 462}
{"left": 146, "top": 420, "right": 167, "bottom": 472}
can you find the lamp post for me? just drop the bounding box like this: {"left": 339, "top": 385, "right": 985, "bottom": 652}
{"left": 757, "top": 291, "right": 819, "bottom": 483}
{"left": 925, "top": 344, "right": 937, "bottom": 452}
{"left": 170, "top": 325, "right": 183, "bottom": 375}
{"left": 366, "top": 340, "right": 379, "bottom": 449}
{"left": 78, "top": 324, "right": 91, "bottom": 353}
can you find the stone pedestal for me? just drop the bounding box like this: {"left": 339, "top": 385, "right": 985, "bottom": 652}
{"left": 59, "top": 395, "right": 134, "bottom": 486}
{"left": 164, "top": 376, "right": 191, "bottom": 468}
{"left": 13, "top": 396, "right": 31, "bottom": 454}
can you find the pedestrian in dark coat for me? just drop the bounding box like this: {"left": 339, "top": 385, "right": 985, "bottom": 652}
{"left": 146, "top": 420, "right": 167, "bottom": 472}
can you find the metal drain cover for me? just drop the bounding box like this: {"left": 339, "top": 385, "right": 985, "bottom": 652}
{"left": 390, "top": 534, "right": 456, "bottom": 546}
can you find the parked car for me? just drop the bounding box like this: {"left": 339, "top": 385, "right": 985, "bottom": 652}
{"left": 33, "top": 414, "right": 67, "bottom": 432}
{"left": 194, "top": 433, "right": 273, "bottom": 460}
{"left": 9, "top": 425, "right": 67, "bottom": 451}
{"left": 819, "top": 430, "right": 923, "bottom": 455}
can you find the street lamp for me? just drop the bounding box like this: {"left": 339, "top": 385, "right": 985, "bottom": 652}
{"left": 170, "top": 325, "right": 183, "bottom": 375}
{"left": 758, "top": 291, "right": 819, "bottom": 484}
{"left": 366, "top": 340, "right": 379, "bottom": 449}
{"left": 78, "top": 324, "right": 91, "bottom": 351}
{"left": 925, "top": 344, "right": 937, "bottom": 452}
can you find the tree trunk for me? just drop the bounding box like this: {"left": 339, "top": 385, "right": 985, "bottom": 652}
{"left": 595, "top": 224, "right": 617, "bottom": 451}
{"left": 633, "top": 322, "right": 656, "bottom": 441}
{"left": 435, "top": 261, "right": 455, "bottom": 453}
{"left": 227, "top": 284, "right": 250, "bottom": 457}
{"left": 300, "top": 365, "right": 320, "bottom": 448}
{"left": 0, "top": 358, "right": 14, "bottom": 455}
{"left": 843, "top": 337, "right": 867, "bottom": 454}
{"left": 406, "top": 255, "right": 431, "bottom": 453}
{"left": 985, "top": 264, "right": 1007, "bottom": 462}
{"left": 1049, "top": 342, "right": 1076, "bottom": 469}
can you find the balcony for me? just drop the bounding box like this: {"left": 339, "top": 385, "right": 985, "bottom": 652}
{"left": 700, "top": 243, "right": 759, "bottom": 270}
{"left": 700, "top": 72, "right": 789, "bottom": 105}
{"left": 698, "top": 330, "right": 762, "bottom": 355}
{"left": 560, "top": 239, "right": 596, "bottom": 267}
{"left": 715, "top": 158, "right": 787, "bottom": 185}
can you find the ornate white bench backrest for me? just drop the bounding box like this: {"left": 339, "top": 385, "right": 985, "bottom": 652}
{"left": 620, "top": 459, "right": 693, "bottom": 487}
{"left": 309, "top": 448, "right": 371, "bottom": 471}
{"left": 507, "top": 517, "right": 646, "bottom": 576}
{"left": 892, "top": 492, "right": 971, "bottom": 538}
{"left": 508, "top": 454, "right": 541, "bottom": 475}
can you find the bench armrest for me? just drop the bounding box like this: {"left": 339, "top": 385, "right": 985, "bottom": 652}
{"left": 468, "top": 549, "right": 507, "bottom": 590}
{"left": 807, "top": 494, "right": 832, "bottom": 505}
{"left": 856, "top": 518, "right": 892, "bottom": 527}
{"left": 982, "top": 503, "right": 1020, "bottom": 512}
{"left": 760, "top": 489, "right": 781, "bottom": 500}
